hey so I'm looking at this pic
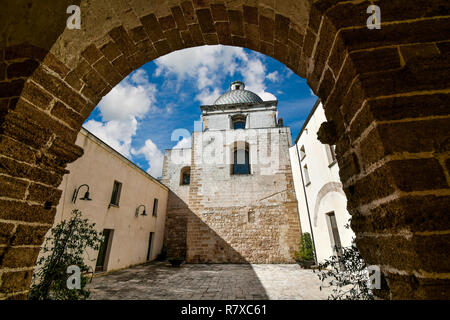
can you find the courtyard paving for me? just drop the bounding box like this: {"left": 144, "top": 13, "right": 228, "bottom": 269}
{"left": 88, "top": 261, "right": 332, "bottom": 300}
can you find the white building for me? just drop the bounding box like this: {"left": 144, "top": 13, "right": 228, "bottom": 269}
{"left": 36, "top": 128, "right": 169, "bottom": 274}
{"left": 289, "top": 100, "right": 354, "bottom": 263}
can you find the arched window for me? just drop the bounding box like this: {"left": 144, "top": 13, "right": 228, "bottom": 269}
{"left": 233, "top": 120, "right": 246, "bottom": 129}
{"left": 180, "top": 166, "right": 190, "bottom": 185}
{"left": 231, "top": 114, "right": 246, "bottom": 130}
{"left": 233, "top": 149, "right": 250, "bottom": 174}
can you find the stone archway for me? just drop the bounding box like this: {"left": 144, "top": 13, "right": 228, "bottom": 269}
{"left": 0, "top": 0, "right": 449, "bottom": 299}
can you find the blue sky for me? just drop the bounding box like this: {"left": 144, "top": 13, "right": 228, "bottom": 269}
{"left": 84, "top": 45, "right": 317, "bottom": 178}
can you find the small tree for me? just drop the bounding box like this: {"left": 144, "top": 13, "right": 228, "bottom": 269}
{"left": 29, "top": 209, "right": 102, "bottom": 300}
{"left": 294, "top": 232, "right": 315, "bottom": 261}
{"left": 314, "top": 222, "right": 374, "bottom": 300}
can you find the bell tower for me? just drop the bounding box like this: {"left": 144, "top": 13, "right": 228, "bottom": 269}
{"left": 162, "top": 81, "right": 302, "bottom": 263}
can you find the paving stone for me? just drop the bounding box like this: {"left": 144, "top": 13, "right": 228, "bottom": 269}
{"left": 88, "top": 261, "right": 332, "bottom": 300}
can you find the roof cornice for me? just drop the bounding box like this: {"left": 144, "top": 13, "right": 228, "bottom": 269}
{"left": 201, "top": 100, "right": 278, "bottom": 112}
{"left": 294, "top": 98, "right": 321, "bottom": 144}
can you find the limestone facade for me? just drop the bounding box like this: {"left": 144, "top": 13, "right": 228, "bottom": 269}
{"left": 162, "top": 82, "right": 302, "bottom": 263}
{"left": 1, "top": 0, "right": 449, "bottom": 300}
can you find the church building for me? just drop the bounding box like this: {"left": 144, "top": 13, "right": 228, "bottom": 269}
{"left": 162, "top": 81, "right": 302, "bottom": 263}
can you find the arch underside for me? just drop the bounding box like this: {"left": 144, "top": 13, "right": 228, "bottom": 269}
{"left": 0, "top": 0, "right": 449, "bottom": 299}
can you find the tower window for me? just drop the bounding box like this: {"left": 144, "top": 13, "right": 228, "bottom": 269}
{"left": 233, "top": 120, "right": 246, "bottom": 129}
{"left": 233, "top": 149, "right": 250, "bottom": 174}
{"left": 180, "top": 166, "right": 191, "bottom": 185}
{"left": 231, "top": 115, "right": 246, "bottom": 130}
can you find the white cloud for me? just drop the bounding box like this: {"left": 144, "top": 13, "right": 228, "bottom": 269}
{"left": 267, "top": 71, "right": 279, "bottom": 82}
{"left": 96, "top": 69, "right": 157, "bottom": 122}
{"left": 164, "top": 102, "right": 176, "bottom": 114}
{"left": 241, "top": 56, "right": 277, "bottom": 101}
{"left": 84, "top": 46, "right": 284, "bottom": 176}
{"left": 195, "top": 87, "right": 222, "bottom": 105}
{"left": 83, "top": 69, "right": 165, "bottom": 175}
{"left": 154, "top": 45, "right": 278, "bottom": 103}
{"left": 84, "top": 118, "right": 137, "bottom": 158}
{"left": 173, "top": 136, "right": 192, "bottom": 149}
{"left": 154, "top": 45, "right": 247, "bottom": 91}
{"left": 131, "top": 139, "right": 164, "bottom": 178}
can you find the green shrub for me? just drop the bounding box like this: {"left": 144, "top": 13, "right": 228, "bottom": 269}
{"left": 314, "top": 242, "right": 374, "bottom": 300}
{"left": 313, "top": 222, "right": 374, "bottom": 300}
{"left": 29, "top": 209, "right": 102, "bottom": 300}
{"left": 294, "top": 232, "right": 315, "bottom": 261}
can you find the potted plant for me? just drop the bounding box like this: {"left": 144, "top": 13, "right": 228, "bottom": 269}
{"left": 294, "top": 232, "right": 315, "bottom": 269}
{"left": 168, "top": 256, "right": 184, "bottom": 267}
{"left": 156, "top": 246, "right": 167, "bottom": 261}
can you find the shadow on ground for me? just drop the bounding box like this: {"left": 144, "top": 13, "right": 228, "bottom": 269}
{"left": 88, "top": 261, "right": 331, "bottom": 300}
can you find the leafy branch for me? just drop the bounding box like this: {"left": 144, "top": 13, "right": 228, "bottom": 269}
{"left": 313, "top": 221, "right": 374, "bottom": 300}
{"left": 29, "top": 209, "right": 102, "bottom": 300}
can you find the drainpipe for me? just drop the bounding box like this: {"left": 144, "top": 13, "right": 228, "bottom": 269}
{"left": 295, "top": 145, "right": 318, "bottom": 265}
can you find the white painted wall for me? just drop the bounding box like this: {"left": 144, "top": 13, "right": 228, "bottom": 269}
{"left": 289, "top": 102, "right": 354, "bottom": 263}
{"left": 36, "top": 128, "right": 169, "bottom": 274}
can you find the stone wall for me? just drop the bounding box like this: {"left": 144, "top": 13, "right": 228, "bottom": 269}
{"left": 1, "top": 0, "right": 449, "bottom": 299}
{"left": 202, "top": 102, "right": 277, "bottom": 130}
{"left": 185, "top": 127, "right": 301, "bottom": 263}
{"left": 161, "top": 148, "right": 191, "bottom": 258}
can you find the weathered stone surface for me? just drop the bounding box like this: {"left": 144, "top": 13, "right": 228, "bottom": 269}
{"left": 7, "top": 59, "right": 39, "bottom": 79}
{"left": 351, "top": 194, "right": 450, "bottom": 233}
{"left": 88, "top": 262, "right": 335, "bottom": 300}
{"left": 0, "top": 0, "right": 449, "bottom": 300}
{"left": 163, "top": 114, "right": 301, "bottom": 264}
{"left": 0, "top": 270, "right": 33, "bottom": 295}
{"left": 1, "top": 247, "right": 40, "bottom": 268}
{"left": 0, "top": 222, "right": 14, "bottom": 245}
{"left": 10, "top": 224, "right": 50, "bottom": 246}
{"left": 316, "top": 120, "right": 337, "bottom": 145}
{"left": 0, "top": 199, "right": 56, "bottom": 224}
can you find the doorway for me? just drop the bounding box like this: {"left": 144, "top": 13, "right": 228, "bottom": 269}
{"left": 96, "top": 229, "right": 113, "bottom": 272}
{"left": 325, "top": 211, "right": 343, "bottom": 259}
{"left": 146, "top": 232, "right": 154, "bottom": 262}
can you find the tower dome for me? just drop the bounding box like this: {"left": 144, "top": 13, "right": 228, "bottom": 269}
{"left": 214, "top": 81, "right": 263, "bottom": 105}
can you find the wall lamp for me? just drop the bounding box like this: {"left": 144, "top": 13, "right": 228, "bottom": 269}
{"left": 135, "top": 204, "right": 147, "bottom": 217}
{"left": 72, "top": 184, "right": 92, "bottom": 203}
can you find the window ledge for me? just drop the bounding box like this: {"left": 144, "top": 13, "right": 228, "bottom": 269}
{"left": 108, "top": 203, "right": 119, "bottom": 209}
{"left": 328, "top": 160, "right": 337, "bottom": 168}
